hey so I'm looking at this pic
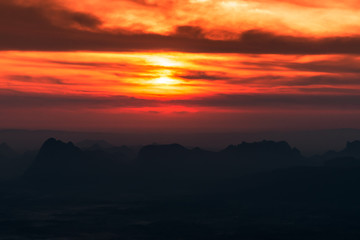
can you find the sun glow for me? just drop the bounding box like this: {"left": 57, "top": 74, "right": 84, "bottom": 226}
{"left": 152, "top": 77, "right": 180, "bottom": 85}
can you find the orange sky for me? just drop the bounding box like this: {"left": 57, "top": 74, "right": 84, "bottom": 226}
{"left": 1, "top": 0, "right": 360, "bottom": 132}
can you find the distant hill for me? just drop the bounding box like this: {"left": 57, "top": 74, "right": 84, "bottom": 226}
{"left": 22, "top": 138, "right": 307, "bottom": 184}
{"left": 16, "top": 137, "right": 360, "bottom": 192}
{"left": 136, "top": 140, "right": 305, "bottom": 179}
{"left": 322, "top": 140, "right": 360, "bottom": 160}
{"left": 2, "top": 128, "right": 360, "bottom": 155}
{"left": 23, "top": 138, "right": 127, "bottom": 183}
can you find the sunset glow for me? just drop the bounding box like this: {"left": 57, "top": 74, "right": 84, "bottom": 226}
{"left": 1, "top": 0, "right": 360, "bottom": 131}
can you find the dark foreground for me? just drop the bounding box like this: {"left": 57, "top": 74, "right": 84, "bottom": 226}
{"left": 2, "top": 138, "right": 360, "bottom": 239}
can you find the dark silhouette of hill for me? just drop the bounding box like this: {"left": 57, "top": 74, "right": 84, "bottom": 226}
{"left": 11, "top": 137, "right": 360, "bottom": 195}
{"left": 4, "top": 138, "right": 360, "bottom": 239}
{"left": 322, "top": 140, "right": 360, "bottom": 160}
{"left": 20, "top": 138, "right": 307, "bottom": 189}
{"left": 24, "top": 138, "right": 82, "bottom": 181}
{"left": 3, "top": 128, "right": 360, "bottom": 155}
{"left": 23, "top": 138, "right": 130, "bottom": 184}
{"left": 138, "top": 141, "right": 304, "bottom": 177}
{"left": 220, "top": 140, "right": 303, "bottom": 171}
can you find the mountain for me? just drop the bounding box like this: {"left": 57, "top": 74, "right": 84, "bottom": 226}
{"left": 137, "top": 141, "right": 305, "bottom": 178}
{"left": 21, "top": 138, "right": 307, "bottom": 187}
{"left": 23, "top": 138, "right": 123, "bottom": 183}
{"left": 221, "top": 140, "right": 303, "bottom": 168}
{"left": 322, "top": 140, "right": 360, "bottom": 160}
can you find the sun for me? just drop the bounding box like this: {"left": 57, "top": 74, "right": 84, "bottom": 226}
{"left": 152, "top": 77, "right": 180, "bottom": 85}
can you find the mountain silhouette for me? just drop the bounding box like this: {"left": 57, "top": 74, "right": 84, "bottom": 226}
{"left": 5, "top": 137, "right": 360, "bottom": 240}
{"left": 21, "top": 138, "right": 307, "bottom": 186}
{"left": 220, "top": 140, "right": 303, "bottom": 170}
{"left": 136, "top": 140, "right": 304, "bottom": 179}
{"left": 23, "top": 138, "right": 124, "bottom": 183}
{"left": 323, "top": 140, "right": 360, "bottom": 160}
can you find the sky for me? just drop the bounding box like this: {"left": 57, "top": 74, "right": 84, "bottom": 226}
{"left": 1, "top": 0, "right": 360, "bottom": 133}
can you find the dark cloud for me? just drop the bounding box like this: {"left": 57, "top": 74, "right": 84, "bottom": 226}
{"left": 0, "top": 0, "right": 101, "bottom": 31}
{"left": 48, "top": 60, "right": 122, "bottom": 67}
{"left": 55, "top": 9, "right": 101, "bottom": 29}
{"left": 8, "top": 75, "right": 65, "bottom": 84}
{"left": 0, "top": 89, "right": 157, "bottom": 109}
{"left": 295, "top": 87, "right": 360, "bottom": 94}
{"left": 285, "top": 60, "right": 360, "bottom": 73}
{"left": 126, "top": 0, "right": 161, "bottom": 7}
{"left": 243, "top": 57, "right": 360, "bottom": 73}
{"left": 2, "top": 89, "right": 360, "bottom": 111}
{"left": 1, "top": 1, "right": 360, "bottom": 53}
{"left": 283, "top": 75, "right": 360, "bottom": 86}
{"left": 176, "top": 71, "right": 230, "bottom": 80}
{"left": 225, "top": 75, "right": 360, "bottom": 87}
{"left": 173, "top": 26, "right": 205, "bottom": 39}
{"left": 48, "top": 60, "right": 136, "bottom": 71}
{"left": 170, "top": 93, "right": 360, "bottom": 110}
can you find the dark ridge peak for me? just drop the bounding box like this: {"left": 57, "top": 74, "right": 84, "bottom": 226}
{"left": 322, "top": 140, "right": 360, "bottom": 160}
{"left": 41, "top": 137, "right": 77, "bottom": 148}
{"left": 345, "top": 140, "right": 360, "bottom": 151}
{"left": 223, "top": 140, "right": 294, "bottom": 152}
{"left": 191, "top": 146, "right": 204, "bottom": 152}
{"left": 41, "top": 138, "right": 76, "bottom": 148}
{"left": 221, "top": 140, "right": 302, "bottom": 162}
{"left": 43, "top": 137, "right": 57, "bottom": 144}
{"left": 37, "top": 138, "right": 81, "bottom": 160}
{"left": 24, "top": 138, "right": 114, "bottom": 183}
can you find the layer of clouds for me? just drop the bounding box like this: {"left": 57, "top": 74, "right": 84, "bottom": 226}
{"left": 171, "top": 93, "right": 360, "bottom": 110}
{"left": 2, "top": 89, "right": 360, "bottom": 111}
{"left": 2, "top": 0, "right": 360, "bottom": 54}
{"left": 242, "top": 57, "right": 360, "bottom": 73}
{"left": 0, "top": 89, "right": 156, "bottom": 109}
{"left": 8, "top": 75, "right": 66, "bottom": 85}
{"left": 176, "top": 71, "right": 231, "bottom": 81}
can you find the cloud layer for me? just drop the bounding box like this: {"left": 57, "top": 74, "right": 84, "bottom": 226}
{"left": 2, "top": 0, "right": 360, "bottom": 53}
